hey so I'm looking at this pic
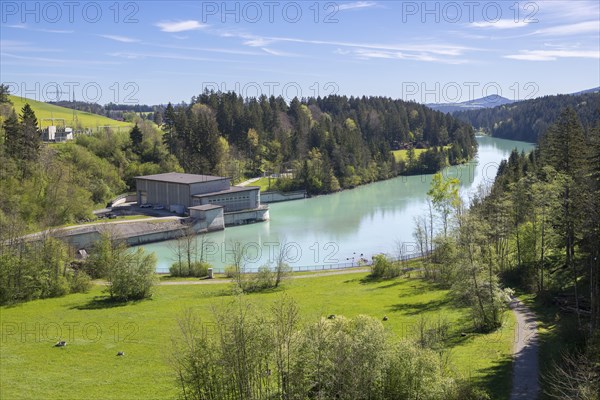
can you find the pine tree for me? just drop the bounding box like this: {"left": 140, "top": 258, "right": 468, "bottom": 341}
{"left": 162, "top": 103, "right": 177, "bottom": 154}
{"left": 3, "top": 110, "right": 21, "bottom": 159}
{"left": 0, "top": 84, "right": 12, "bottom": 104}
{"left": 19, "top": 104, "right": 41, "bottom": 163}
{"left": 129, "top": 123, "right": 143, "bottom": 154}
{"left": 541, "top": 108, "right": 589, "bottom": 326}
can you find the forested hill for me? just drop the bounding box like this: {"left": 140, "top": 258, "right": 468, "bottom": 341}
{"left": 165, "top": 92, "right": 477, "bottom": 193}
{"left": 467, "top": 108, "right": 600, "bottom": 397}
{"left": 454, "top": 91, "right": 600, "bottom": 142}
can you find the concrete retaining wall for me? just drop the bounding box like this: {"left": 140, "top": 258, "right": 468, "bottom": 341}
{"left": 224, "top": 207, "right": 269, "bottom": 226}
{"left": 261, "top": 191, "right": 306, "bottom": 203}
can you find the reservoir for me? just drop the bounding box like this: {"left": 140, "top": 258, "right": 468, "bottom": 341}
{"left": 142, "top": 137, "right": 535, "bottom": 273}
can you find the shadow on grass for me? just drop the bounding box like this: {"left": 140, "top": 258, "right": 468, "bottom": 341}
{"left": 470, "top": 355, "right": 513, "bottom": 400}
{"left": 70, "top": 296, "right": 146, "bottom": 310}
{"left": 388, "top": 297, "right": 452, "bottom": 315}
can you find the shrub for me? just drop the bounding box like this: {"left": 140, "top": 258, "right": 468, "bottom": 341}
{"left": 188, "top": 261, "right": 209, "bottom": 277}
{"left": 224, "top": 265, "right": 238, "bottom": 278}
{"left": 69, "top": 270, "right": 92, "bottom": 293}
{"left": 172, "top": 302, "right": 488, "bottom": 400}
{"left": 106, "top": 247, "right": 157, "bottom": 301}
{"left": 382, "top": 340, "right": 451, "bottom": 399}
{"left": 45, "top": 275, "right": 70, "bottom": 298}
{"left": 169, "top": 261, "right": 188, "bottom": 277}
{"left": 169, "top": 261, "right": 210, "bottom": 278}
{"left": 243, "top": 265, "right": 275, "bottom": 292}
{"left": 370, "top": 254, "right": 402, "bottom": 279}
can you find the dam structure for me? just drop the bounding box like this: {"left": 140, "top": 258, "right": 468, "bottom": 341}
{"left": 27, "top": 173, "right": 269, "bottom": 251}
{"left": 135, "top": 172, "right": 269, "bottom": 229}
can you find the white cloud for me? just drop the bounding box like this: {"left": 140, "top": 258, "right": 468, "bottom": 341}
{"left": 1, "top": 52, "right": 120, "bottom": 65}
{"left": 538, "top": 1, "right": 600, "bottom": 21}
{"left": 5, "top": 24, "right": 73, "bottom": 34}
{"left": 108, "top": 51, "right": 240, "bottom": 64}
{"left": 353, "top": 48, "right": 469, "bottom": 64}
{"left": 470, "top": 20, "right": 532, "bottom": 29}
{"left": 229, "top": 32, "right": 475, "bottom": 57}
{"left": 260, "top": 48, "right": 300, "bottom": 57}
{"left": 244, "top": 37, "right": 273, "bottom": 47}
{"left": 155, "top": 20, "right": 207, "bottom": 33}
{"left": 505, "top": 49, "right": 600, "bottom": 61}
{"left": 98, "top": 34, "right": 140, "bottom": 43}
{"left": 338, "top": 1, "right": 378, "bottom": 11}
{"left": 0, "top": 40, "right": 63, "bottom": 53}
{"left": 142, "top": 42, "right": 264, "bottom": 56}
{"left": 531, "top": 21, "right": 599, "bottom": 36}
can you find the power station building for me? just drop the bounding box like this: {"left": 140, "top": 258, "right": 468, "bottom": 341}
{"left": 135, "top": 172, "right": 268, "bottom": 227}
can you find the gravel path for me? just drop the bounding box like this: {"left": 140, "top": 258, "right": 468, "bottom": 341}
{"left": 159, "top": 268, "right": 370, "bottom": 285}
{"left": 510, "top": 297, "right": 540, "bottom": 400}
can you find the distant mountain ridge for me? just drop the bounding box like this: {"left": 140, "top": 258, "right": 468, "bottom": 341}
{"left": 426, "top": 95, "right": 514, "bottom": 113}
{"left": 570, "top": 87, "right": 600, "bottom": 96}
{"left": 452, "top": 90, "right": 600, "bottom": 142}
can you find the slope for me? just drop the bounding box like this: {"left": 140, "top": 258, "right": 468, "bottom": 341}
{"left": 8, "top": 95, "right": 131, "bottom": 130}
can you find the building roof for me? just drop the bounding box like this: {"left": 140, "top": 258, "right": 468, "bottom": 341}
{"left": 135, "top": 172, "right": 228, "bottom": 185}
{"left": 189, "top": 204, "right": 223, "bottom": 211}
{"left": 192, "top": 185, "right": 260, "bottom": 198}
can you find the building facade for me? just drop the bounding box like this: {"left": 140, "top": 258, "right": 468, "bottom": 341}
{"left": 135, "top": 173, "right": 268, "bottom": 226}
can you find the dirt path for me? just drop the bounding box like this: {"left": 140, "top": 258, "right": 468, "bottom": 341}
{"left": 510, "top": 297, "right": 540, "bottom": 400}
{"left": 159, "top": 268, "right": 370, "bottom": 285}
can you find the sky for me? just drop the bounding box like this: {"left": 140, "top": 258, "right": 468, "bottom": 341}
{"left": 1, "top": 0, "right": 599, "bottom": 105}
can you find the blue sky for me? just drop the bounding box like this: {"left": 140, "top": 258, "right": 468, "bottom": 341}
{"left": 1, "top": 1, "right": 599, "bottom": 105}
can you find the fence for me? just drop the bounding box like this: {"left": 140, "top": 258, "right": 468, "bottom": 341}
{"left": 155, "top": 250, "right": 430, "bottom": 275}
{"left": 286, "top": 251, "right": 427, "bottom": 273}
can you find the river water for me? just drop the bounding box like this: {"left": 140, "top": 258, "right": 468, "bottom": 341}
{"left": 141, "top": 137, "right": 535, "bottom": 273}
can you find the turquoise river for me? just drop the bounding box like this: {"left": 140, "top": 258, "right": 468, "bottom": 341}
{"left": 141, "top": 137, "right": 535, "bottom": 273}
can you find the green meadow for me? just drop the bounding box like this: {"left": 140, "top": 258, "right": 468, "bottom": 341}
{"left": 391, "top": 148, "right": 428, "bottom": 163}
{"left": 253, "top": 176, "right": 278, "bottom": 192}
{"left": 0, "top": 270, "right": 516, "bottom": 400}
{"left": 8, "top": 95, "right": 131, "bottom": 131}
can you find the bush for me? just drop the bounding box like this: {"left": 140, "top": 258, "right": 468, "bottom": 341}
{"left": 169, "top": 261, "right": 210, "bottom": 278}
{"left": 370, "top": 254, "right": 402, "bottom": 279}
{"left": 45, "top": 275, "right": 70, "bottom": 298}
{"left": 172, "top": 302, "right": 488, "bottom": 400}
{"left": 69, "top": 270, "right": 92, "bottom": 293}
{"left": 224, "top": 265, "right": 238, "bottom": 279}
{"left": 382, "top": 340, "right": 451, "bottom": 399}
{"left": 107, "top": 247, "right": 157, "bottom": 301}
{"left": 188, "top": 261, "right": 209, "bottom": 277}
{"left": 169, "top": 261, "right": 188, "bottom": 277}
{"left": 243, "top": 265, "right": 275, "bottom": 292}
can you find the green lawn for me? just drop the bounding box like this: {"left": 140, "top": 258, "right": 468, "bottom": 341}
{"left": 0, "top": 271, "right": 516, "bottom": 400}
{"left": 392, "top": 145, "right": 452, "bottom": 163}
{"left": 253, "top": 176, "right": 278, "bottom": 192}
{"left": 392, "top": 148, "right": 428, "bottom": 163}
{"left": 8, "top": 95, "right": 131, "bottom": 131}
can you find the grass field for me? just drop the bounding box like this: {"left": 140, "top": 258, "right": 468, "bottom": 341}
{"left": 253, "top": 176, "right": 277, "bottom": 192}
{"left": 392, "top": 146, "right": 452, "bottom": 163}
{"left": 8, "top": 95, "right": 131, "bottom": 131}
{"left": 392, "top": 148, "right": 428, "bottom": 163}
{"left": 0, "top": 271, "right": 516, "bottom": 400}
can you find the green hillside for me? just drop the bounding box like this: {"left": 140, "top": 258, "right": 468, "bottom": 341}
{"left": 8, "top": 95, "right": 131, "bottom": 130}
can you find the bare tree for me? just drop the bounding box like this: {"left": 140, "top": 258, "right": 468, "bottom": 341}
{"left": 274, "top": 239, "right": 292, "bottom": 288}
